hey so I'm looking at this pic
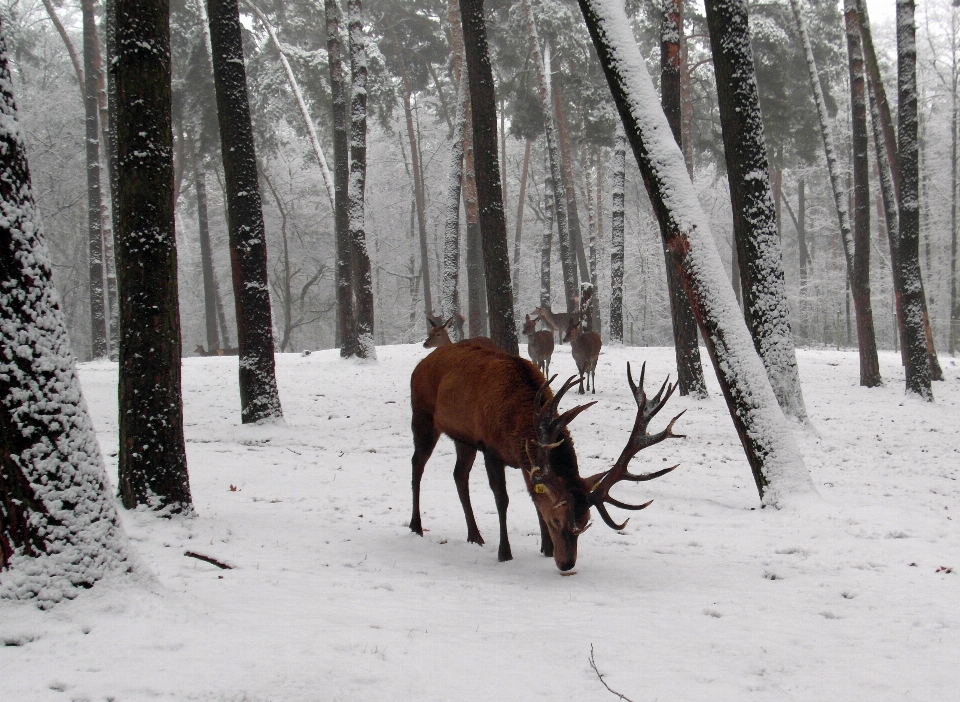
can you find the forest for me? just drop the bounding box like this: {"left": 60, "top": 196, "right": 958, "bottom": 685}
{"left": 0, "top": 0, "right": 958, "bottom": 699}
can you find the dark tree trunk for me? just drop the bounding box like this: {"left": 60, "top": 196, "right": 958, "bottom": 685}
{"left": 463, "top": 95, "right": 486, "bottom": 337}
{"left": 0, "top": 21, "right": 132, "bottom": 599}
{"left": 208, "top": 0, "right": 282, "bottom": 422}
{"left": 609, "top": 129, "right": 625, "bottom": 343}
{"left": 112, "top": 0, "right": 192, "bottom": 510}
{"left": 325, "top": 0, "right": 357, "bottom": 357}
{"left": 404, "top": 89, "right": 434, "bottom": 324}
{"left": 577, "top": 0, "right": 813, "bottom": 504}
{"left": 460, "top": 0, "right": 518, "bottom": 354}
{"left": 661, "top": 0, "right": 707, "bottom": 398}
{"left": 194, "top": 154, "right": 221, "bottom": 352}
{"left": 797, "top": 180, "right": 808, "bottom": 291}
{"left": 704, "top": 0, "right": 807, "bottom": 422}
{"left": 843, "top": 0, "right": 882, "bottom": 387}
{"left": 895, "top": 0, "right": 932, "bottom": 399}
{"left": 81, "top": 0, "right": 106, "bottom": 359}
{"left": 512, "top": 137, "right": 531, "bottom": 303}
{"left": 348, "top": 0, "right": 376, "bottom": 358}
{"left": 553, "top": 77, "right": 589, "bottom": 284}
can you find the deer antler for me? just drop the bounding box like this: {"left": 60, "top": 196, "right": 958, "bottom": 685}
{"left": 588, "top": 362, "right": 685, "bottom": 530}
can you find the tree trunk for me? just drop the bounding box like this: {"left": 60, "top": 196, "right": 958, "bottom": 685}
{"left": 895, "top": 0, "right": 932, "bottom": 399}
{"left": 838, "top": 0, "right": 882, "bottom": 386}
{"left": 348, "top": 0, "right": 376, "bottom": 358}
{"left": 952, "top": 22, "right": 959, "bottom": 356}
{"left": 523, "top": 0, "right": 577, "bottom": 312}
{"left": 403, "top": 90, "right": 434, "bottom": 325}
{"left": 0, "top": 23, "right": 133, "bottom": 600}
{"left": 577, "top": 0, "right": 814, "bottom": 505}
{"left": 609, "top": 128, "right": 625, "bottom": 343}
{"left": 661, "top": 0, "right": 707, "bottom": 398}
{"left": 704, "top": 0, "right": 808, "bottom": 422}
{"left": 194, "top": 151, "right": 221, "bottom": 352}
{"left": 512, "top": 137, "right": 531, "bottom": 304}
{"left": 112, "top": 0, "right": 192, "bottom": 509}
{"left": 441, "top": 52, "right": 467, "bottom": 339}
{"left": 208, "top": 0, "right": 282, "bottom": 422}
{"left": 553, "top": 77, "right": 589, "bottom": 284}
{"left": 541, "top": 144, "right": 553, "bottom": 308}
{"left": 463, "top": 95, "right": 486, "bottom": 337}
{"left": 324, "top": 0, "right": 357, "bottom": 358}
{"left": 81, "top": 0, "right": 106, "bottom": 360}
{"left": 460, "top": 0, "right": 518, "bottom": 355}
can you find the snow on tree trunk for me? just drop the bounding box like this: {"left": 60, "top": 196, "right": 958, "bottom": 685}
{"left": 512, "top": 137, "right": 531, "bottom": 304}
{"left": 661, "top": 0, "right": 707, "bottom": 398}
{"left": 541, "top": 145, "right": 553, "bottom": 308}
{"left": 460, "top": 0, "right": 518, "bottom": 355}
{"left": 208, "top": 0, "right": 283, "bottom": 421}
{"left": 441, "top": 53, "right": 467, "bottom": 340}
{"left": 348, "top": 0, "right": 376, "bottom": 360}
{"left": 462, "top": 94, "right": 486, "bottom": 338}
{"left": 523, "top": 0, "right": 577, "bottom": 313}
{"left": 609, "top": 128, "right": 625, "bottom": 343}
{"left": 576, "top": 0, "right": 815, "bottom": 504}
{"left": 895, "top": 0, "right": 932, "bottom": 400}
{"left": 0, "top": 23, "right": 134, "bottom": 603}
{"left": 324, "top": 0, "right": 358, "bottom": 358}
{"left": 703, "top": 0, "right": 808, "bottom": 423}
{"left": 835, "top": 0, "right": 883, "bottom": 387}
{"left": 111, "top": 0, "right": 193, "bottom": 508}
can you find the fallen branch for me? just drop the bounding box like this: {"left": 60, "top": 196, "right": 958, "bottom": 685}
{"left": 589, "top": 644, "right": 636, "bottom": 702}
{"left": 184, "top": 551, "right": 233, "bottom": 570}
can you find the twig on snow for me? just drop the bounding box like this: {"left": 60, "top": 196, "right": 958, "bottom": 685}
{"left": 589, "top": 644, "right": 636, "bottom": 702}
{"left": 184, "top": 551, "right": 233, "bottom": 570}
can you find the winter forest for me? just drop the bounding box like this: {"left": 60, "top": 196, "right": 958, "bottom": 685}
{"left": 1, "top": 0, "right": 958, "bottom": 698}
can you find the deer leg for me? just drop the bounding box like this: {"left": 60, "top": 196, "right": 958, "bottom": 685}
{"left": 410, "top": 409, "right": 439, "bottom": 536}
{"left": 453, "top": 441, "right": 484, "bottom": 545}
{"left": 483, "top": 452, "right": 513, "bottom": 562}
{"left": 578, "top": 364, "right": 586, "bottom": 394}
{"left": 537, "top": 511, "right": 554, "bottom": 557}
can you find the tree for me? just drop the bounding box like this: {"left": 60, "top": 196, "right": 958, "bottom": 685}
{"left": 577, "top": 0, "right": 814, "bottom": 504}
{"left": 441, "top": 51, "right": 467, "bottom": 338}
{"left": 208, "top": 0, "right": 283, "bottom": 421}
{"left": 661, "top": 0, "right": 707, "bottom": 398}
{"left": 460, "top": 0, "right": 518, "bottom": 354}
{"left": 0, "top": 20, "right": 132, "bottom": 602}
{"left": 111, "top": 0, "right": 192, "bottom": 510}
{"left": 704, "top": 0, "right": 808, "bottom": 423}
{"left": 609, "top": 127, "right": 625, "bottom": 343}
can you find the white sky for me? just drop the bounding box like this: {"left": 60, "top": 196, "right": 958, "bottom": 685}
{"left": 864, "top": 0, "right": 896, "bottom": 26}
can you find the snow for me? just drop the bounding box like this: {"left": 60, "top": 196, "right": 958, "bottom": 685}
{"left": 2, "top": 344, "right": 959, "bottom": 699}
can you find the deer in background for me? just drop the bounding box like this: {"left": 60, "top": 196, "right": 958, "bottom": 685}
{"left": 522, "top": 314, "right": 554, "bottom": 376}
{"left": 194, "top": 344, "right": 239, "bottom": 357}
{"left": 410, "top": 337, "right": 683, "bottom": 571}
{"left": 564, "top": 317, "right": 602, "bottom": 394}
{"left": 424, "top": 316, "right": 497, "bottom": 351}
{"left": 530, "top": 303, "right": 576, "bottom": 344}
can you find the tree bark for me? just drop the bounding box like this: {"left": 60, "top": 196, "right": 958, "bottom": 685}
{"left": 403, "top": 90, "right": 434, "bottom": 325}
{"left": 577, "top": 0, "right": 814, "bottom": 504}
{"left": 194, "top": 149, "right": 221, "bottom": 352}
{"left": 463, "top": 95, "right": 486, "bottom": 337}
{"left": 460, "top": 0, "right": 518, "bottom": 354}
{"left": 704, "top": 0, "right": 807, "bottom": 422}
{"left": 441, "top": 53, "right": 466, "bottom": 339}
{"left": 609, "top": 128, "right": 625, "bottom": 343}
{"left": 553, "top": 77, "right": 589, "bottom": 284}
{"left": 0, "top": 22, "right": 133, "bottom": 600}
{"left": 208, "top": 0, "right": 282, "bottom": 422}
{"left": 348, "top": 0, "right": 376, "bottom": 358}
{"left": 512, "top": 137, "right": 532, "bottom": 304}
{"left": 324, "top": 0, "right": 357, "bottom": 357}
{"left": 541, "top": 144, "right": 553, "bottom": 308}
{"left": 661, "top": 0, "right": 707, "bottom": 397}
{"left": 112, "top": 0, "right": 192, "bottom": 509}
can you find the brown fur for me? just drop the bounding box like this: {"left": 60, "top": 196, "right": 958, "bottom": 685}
{"left": 522, "top": 315, "right": 555, "bottom": 376}
{"left": 530, "top": 305, "right": 574, "bottom": 344}
{"left": 563, "top": 320, "right": 602, "bottom": 394}
{"left": 410, "top": 342, "right": 595, "bottom": 570}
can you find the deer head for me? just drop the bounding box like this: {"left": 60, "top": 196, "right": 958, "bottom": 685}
{"left": 423, "top": 316, "right": 455, "bottom": 348}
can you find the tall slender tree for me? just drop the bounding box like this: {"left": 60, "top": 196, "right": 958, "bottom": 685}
{"left": 609, "top": 128, "right": 625, "bottom": 343}
{"left": 0, "top": 19, "right": 133, "bottom": 602}
{"left": 461, "top": 0, "right": 518, "bottom": 354}
{"left": 208, "top": 0, "right": 283, "bottom": 421}
{"left": 112, "top": 0, "right": 192, "bottom": 509}
{"left": 704, "top": 0, "right": 808, "bottom": 422}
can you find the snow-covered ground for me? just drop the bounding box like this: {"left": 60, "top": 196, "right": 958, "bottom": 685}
{"left": 2, "top": 343, "right": 958, "bottom": 701}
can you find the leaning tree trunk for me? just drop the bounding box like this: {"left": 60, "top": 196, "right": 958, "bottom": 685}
{"left": 348, "top": 0, "right": 376, "bottom": 358}
{"left": 208, "top": 0, "right": 282, "bottom": 422}
{"left": 661, "top": 0, "right": 707, "bottom": 397}
{"left": 577, "top": 0, "right": 814, "bottom": 505}
{"left": 81, "top": 0, "right": 106, "bottom": 359}
{"left": 461, "top": 0, "right": 518, "bottom": 355}
{"left": 895, "top": 0, "right": 932, "bottom": 399}
{"left": 523, "top": 0, "right": 577, "bottom": 312}
{"left": 609, "top": 128, "right": 625, "bottom": 343}
{"left": 324, "top": 0, "right": 357, "bottom": 357}
{"left": 0, "top": 22, "right": 133, "bottom": 602}
{"left": 112, "top": 0, "right": 193, "bottom": 510}
{"left": 793, "top": 0, "right": 880, "bottom": 386}
{"left": 704, "top": 0, "right": 808, "bottom": 423}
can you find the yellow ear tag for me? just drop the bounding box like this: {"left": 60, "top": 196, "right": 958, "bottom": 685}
{"left": 534, "top": 484, "right": 546, "bottom": 494}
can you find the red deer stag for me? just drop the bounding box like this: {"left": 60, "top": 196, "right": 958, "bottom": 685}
{"left": 522, "top": 314, "right": 554, "bottom": 376}
{"left": 564, "top": 318, "right": 602, "bottom": 394}
{"left": 410, "top": 341, "right": 683, "bottom": 571}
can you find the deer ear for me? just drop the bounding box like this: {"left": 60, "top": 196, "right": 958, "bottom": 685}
{"left": 444, "top": 317, "right": 454, "bottom": 328}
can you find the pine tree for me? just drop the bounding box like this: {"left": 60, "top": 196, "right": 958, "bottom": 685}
{"left": 112, "top": 0, "right": 192, "bottom": 509}
{"left": 208, "top": 0, "right": 283, "bottom": 421}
